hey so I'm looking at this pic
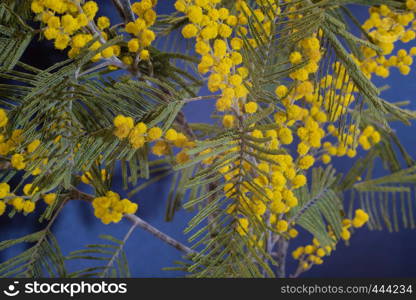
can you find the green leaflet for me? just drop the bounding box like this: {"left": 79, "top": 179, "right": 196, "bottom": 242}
{"left": 0, "top": 3, "right": 33, "bottom": 70}
{"left": 0, "top": 230, "right": 66, "bottom": 278}
{"left": 66, "top": 235, "right": 131, "bottom": 278}
{"left": 290, "top": 167, "right": 343, "bottom": 246}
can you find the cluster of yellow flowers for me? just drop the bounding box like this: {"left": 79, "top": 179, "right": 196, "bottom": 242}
{"left": 152, "top": 128, "right": 196, "bottom": 163}
{"left": 359, "top": 3, "right": 416, "bottom": 77}
{"left": 112, "top": 115, "right": 196, "bottom": 164}
{"left": 31, "top": 0, "right": 97, "bottom": 51}
{"left": 277, "top": 47, "right": 382, "bottom": 167}
{"left": 173, "top": 0, "right": 379, "bottom": 242}
{"left": 92, "top": 191, "right": 138, "bottom": 224}
{"left": 9, "top": 138, "right": 48, "bottom": 176}
{"left": 176, "top": 0, "right": 304, "bottom": 239}
{"left": 78, "top": 159, "right": 122, "bottom": 223}
{"left": 0, "top": 109, "right": 48, "bottom": 176}
{"left": 227, "top": 150, "right": 309, "bottom": 237}
{"left": 23, "top": 0, "right": 413, "bottom": 272}
{"left": 31, "top": 0, "right": 157, "bottom": 65}
{"left": 0, "top": 109, "right": 59, "bottom": 217}
{"left": 0, "top": 182, "right": 57, "bottom": 216}
{"left": 292, "top": 209, "right": 369, "bottom": 272}
{"left": 124, "top": 0, "right": 157, "bottom": 63}
{"left": 177, "top": 0, "right": 252, "bottom": 116}
{"left": 113, "top": 115, "right": 163, "bottom": 149}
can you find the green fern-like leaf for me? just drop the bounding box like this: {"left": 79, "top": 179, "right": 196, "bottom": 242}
{"left": 66, "top": 234, "right": 131, "bottom": 278}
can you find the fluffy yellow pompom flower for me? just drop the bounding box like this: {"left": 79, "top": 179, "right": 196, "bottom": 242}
{"left": 229, "top": 74, "right": 242, "bottom": 86}
{"left": 97, "top": 16, "right": 110, "bottom": 30}
{"left": 12, "top": 197, "right": 24, "bottom": 211}
{"left": 101, "top": 46, "right": 114, "bottom": 58}
{"left": 113, "top": 115, "right": 134, "bottom": 139}
{"left": 121, "top": 199, "right": 138, "bottom": 214}
{"left": 140, "top": 49, "right": 150, "bottom": 60}
{"left": 174, "top": 0, "right": 186, "bottom": 12}
{"left": 276, "top": 219, "right": 288, "bottom": 232}
{"left": 11, "top": 154, "right": 26, "bottom": 170}
{"left": 61, "top": 14, "right": 78, "bottom": 34}
{"left": 176, "top": 151, "right": 190, "bottom": 164}
{"left": 244, "top": 102, "right": 258, "bottom": 114}
{"left": 297, "top": 142, "right": 310, "bottom": 156}
{"left": 195, "top": 41, "right": 210, "bottom": 55}
{"left": 83, "top": 1, "right": 99, "bottom": 20}
{"left": 23, "top": 201, "right": 36, "bottom": 213}
{"left": 236, "top": 218, "right": 249, "bottom": 236}
{"left": 292, "top": 247, "right": 304, "bottom": 259}
{"left": 128, "top": 38, "right": 140, "bottom": 52}
{"left": 122, "top": 56, "right": 134, "bottom": 65}
{"left": 152, "top": 140, "right": 170, "bottom": 156}
{"left": 0, "top": 183, "right": 10, "bottom": 198}
{"left": 43, "top": 27, "right": 58, "bottom": 40}
{"left": 27, "top": 139, "right": 41, "bottom": 153}
{"left": 47, "top": 16, "right": 60, "bottom": 28}
{"left": 341, "top": 228, "right": 351, "bottom": 241}
{"left": 226, "top": 15, "right": 238, "bottom": 26}
{"left": 125, "top": 22, "right": 140, "bottom": 35}
{"left": 322, "top": 154, "right": 331, "bottom": 164}
{"left": 54, "top": 34, "right": 70, "bottom": 50}
{"left": 129, "top": 135, "right": 145, "bottom": 149}
{"left": 289, "top": 51, "right": 302, "bottom": 64}
{"left": 231, "top": 37, "right": 243, "bottom": 50}
{"left": 31, "top": 1, "right": 44, "bottom": 13}
{"left": 174, "top": 133, "right": 190, "bottom": 148}
{"left": 43, "top": 193, "right": 57, "bottom": 205}
{"left": 218, "top": 24, "right": 232, "bottom": 38}
{"left": 298, "top": 155, "right": 315, "bottom": 170}
{"left": 278, "top": 127, "right": 293, "bottom": 145}
{"left": 141, "top": 29, "right": 156, "bottom": 47}
{"left": 187, "top": 5, "right": 203, "bottom": 24}
{"left": 399, "top": 64, "right": 411, "bottom": 75}
{"left": 352, "top": 209, "right": 369, "bottom": 228}
{"left": 288, "top": 228, "right": 298, "bottom": 238}
{"left": 182, "top": 24, "right": 198, "bottom": 38}
{"left": 72, "top": 34, "right": 91, "bottom": 48}
{"left": 222, "top": 115, "right": 235, "bottom": 128}
{"left": 93, "top": 192, "right": 138, "bottom": 224}
{"left": 213, "top": 39, "right": 227, "bottom": 57}
{"left": 129, "top": 123, "right": 147, "bottom": 149}
{"left": 134, "top": 122, "right": 148, "bottom": 134}
{"left": 292, "top": 174, "right": 307, "bottom": 188}
{"left": 76, "top": 13, "right": 89, "bottom": 27}
{"left": 147, "top": 127, "right": 162, "bottom": 141}
{"left": 407, "top": 0, "right": 416, "bottom": 10}
{"left": 164, "top": 128, "right": 178, "bottom": 142}
{"left": 275, "top": 85, "right": 288, "bottom": 98}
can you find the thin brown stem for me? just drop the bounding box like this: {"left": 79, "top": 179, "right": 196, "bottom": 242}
{"left": 74, "top": 1, "right": 127, "bottom": 70}
{"left": 276, "top": 238, "right": 289, "bottom": 278}
{"left": 100, "top": 220, "right": 139, "bottom": 277}
{"left": 183, "top": 95, "right": 219, "bottom": 103}
{"left": 124, "top": 214, "right": 196, "bottom": 255}
{"left": 26, "top": 198, "right": 68, "bottom": 276}
{"left": 71, "top": 188, "right": 195, "bottom": 256}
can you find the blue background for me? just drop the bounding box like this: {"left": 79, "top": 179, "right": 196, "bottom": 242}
{"left": 1, "top": 2, "right": 416, "bottom": 278}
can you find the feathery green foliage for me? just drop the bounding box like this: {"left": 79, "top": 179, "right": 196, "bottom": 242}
{"left": 0, "top": 0, "right": 415, "bottom": 279}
